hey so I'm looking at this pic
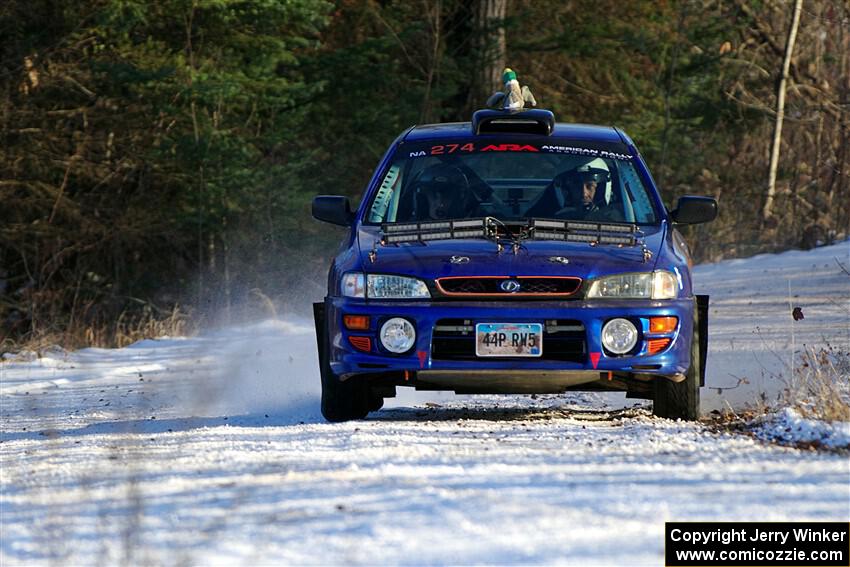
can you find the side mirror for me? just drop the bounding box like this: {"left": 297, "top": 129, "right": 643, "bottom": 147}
{"left": 312, "top": 195, "right": 354, "bottom": 226}
{"left": 671, "top": 196, "right": 718, "bottom": 225}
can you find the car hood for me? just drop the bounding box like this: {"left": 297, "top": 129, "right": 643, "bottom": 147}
{"left": 356, "top": 224, "right": 666, "bottom": 281}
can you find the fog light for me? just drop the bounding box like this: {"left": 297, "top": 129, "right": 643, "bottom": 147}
{"left": 379, "top": 318, "right": 416, "bottom": 353}
{"left": 601, "top": 318, "right": 638, "bottom": 355}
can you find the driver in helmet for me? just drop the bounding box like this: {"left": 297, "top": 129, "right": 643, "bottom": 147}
{"left": 415, "top": 164, "right": 479, "bottom": 220}
{"left": 526, "top": 159, "right": 620, "bottom": 220}
{"left": 558, "top": 162, "right": 609, "bottom": 213}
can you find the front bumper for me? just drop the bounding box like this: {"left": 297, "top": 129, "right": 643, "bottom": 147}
{"left": 322, "top": 297, "right": 695, "bottom": 389}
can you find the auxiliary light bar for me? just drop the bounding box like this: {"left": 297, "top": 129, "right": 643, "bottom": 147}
{"left": 380, "top": 218, "right": 638, "bottom": 246}
{"left": 532, "top": 219, "right": 636, "bottom": 233}
{"left": 531, "top": 219, "right": 637, "bottom": 246}
{"left": 381, "top": 219, "right": 488, "bottom": 244}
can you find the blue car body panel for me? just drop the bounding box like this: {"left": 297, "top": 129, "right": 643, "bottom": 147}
{"left": 318, "top": 118, "right": 705, "bottom": 396}
{"left": 326, "top": 298, "right": 694, "bottom": 377}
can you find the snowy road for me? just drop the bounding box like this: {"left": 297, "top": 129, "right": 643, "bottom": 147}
{"left": 1, "top": 243, "right": 849, "bottom": 565}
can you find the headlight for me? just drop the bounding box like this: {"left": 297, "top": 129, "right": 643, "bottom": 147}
{"left": 586, "top": 271, "right": 678, "bottom": 300}
{"left": 341, "top": 273, "right": 431, "bottom": 299}
{"left": 368, "top": 275, "right": 431, "bottom": 299}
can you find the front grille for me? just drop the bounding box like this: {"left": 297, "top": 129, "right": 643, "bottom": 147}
{"left": 445, "top": 279, "right": 490, "bottom": 294}
{"left": 435, "top": 276, "right": 581, "bottom": 297}
{"left": 431, "top": 318, "right": 586, "bottom": 362}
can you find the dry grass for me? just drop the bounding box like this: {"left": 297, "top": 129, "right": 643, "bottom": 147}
{"left": 1, "top": 304, "right": 195, "bottom": 356}
{"left": 784, "top": 344, "right": 850, "bottom": 422}
{"left": 705, "top": 344, "right": 849, "bottom": 447}
{"left": 705, "top": 345, "right": 849, "bottom": 452}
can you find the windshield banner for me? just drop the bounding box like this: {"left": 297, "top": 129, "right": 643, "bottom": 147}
{"left": 404, "top": 141, "right": 632, "bottom": 161}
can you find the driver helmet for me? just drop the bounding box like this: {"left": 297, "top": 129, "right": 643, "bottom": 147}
{"left": 557, "top": 158, "right": 611, "bottom": 208}
{"left": 415, "top": 164, "right": 470, "bottom": 220}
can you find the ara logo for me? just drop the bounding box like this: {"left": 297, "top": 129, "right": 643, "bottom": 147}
{"left": 480, "top": 144, "right": 539, "bottom": 152}
{"left": 409, "top": 150, "right": 427, "bottom": 157}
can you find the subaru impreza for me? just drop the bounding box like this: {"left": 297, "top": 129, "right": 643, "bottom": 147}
{"left": 312, "top": 109, "right": 717, "bottom": 422}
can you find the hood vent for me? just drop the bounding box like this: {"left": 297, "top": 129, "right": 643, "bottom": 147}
{"left": 472, "top": 109, "right": 555, "bottom": 136}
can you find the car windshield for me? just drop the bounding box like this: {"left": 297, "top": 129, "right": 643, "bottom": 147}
{"left": 367, "top": 138, "right": 659, "bottom": 225}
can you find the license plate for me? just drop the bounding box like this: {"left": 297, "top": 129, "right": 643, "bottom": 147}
{"left": 475, "top": 323, "right": 543, "bottom": 357}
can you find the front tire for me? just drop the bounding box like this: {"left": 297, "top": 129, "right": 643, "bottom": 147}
{"left": 315, "top": 303, "right": 369, "bottom": 422}
{"left": 368, "top": 393, "right": 385, "bottom": 412}
{"left": 653, "top": 301, "right": 701, "bottom": 420}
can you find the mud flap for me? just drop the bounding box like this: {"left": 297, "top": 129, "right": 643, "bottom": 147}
{"left": 696, "top": 294, "right": 709, "bottom": 386}
{"left": 312, "top": 301, "right": 326, "bottom": 363}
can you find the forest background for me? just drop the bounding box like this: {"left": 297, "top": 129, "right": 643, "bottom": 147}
{"left": 1, "top": 0, "right": 848, "bottom": 349}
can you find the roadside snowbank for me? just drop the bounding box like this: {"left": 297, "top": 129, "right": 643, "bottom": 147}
{"left": 751, "top": 407, "right": 850, "bottom": 450}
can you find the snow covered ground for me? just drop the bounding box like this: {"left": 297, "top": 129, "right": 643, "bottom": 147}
{"left": 695, "top": 239, "right": 850, "bottom": 412}
{"left": 1, "top": 242, "right": 848, "bottom": 565}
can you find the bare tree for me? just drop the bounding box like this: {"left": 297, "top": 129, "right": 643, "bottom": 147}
{"left": 762, "top": 0, "right": 803, "bottom": 223}
{"left": 420, "top": 0, "right": 443, "bottom": 123}
{"left": 468, "top": 0, "right": 508, "bottom": 112}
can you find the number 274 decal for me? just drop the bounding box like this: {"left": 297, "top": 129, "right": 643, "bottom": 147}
{"left": 430, "top": 143, "right": 539, "bottom": 154}
{"left": 429, "top": 143, "right": 475, "bottom": 155}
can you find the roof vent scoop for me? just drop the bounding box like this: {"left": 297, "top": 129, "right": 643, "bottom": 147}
{"left": 472, "top": 109, "right": 556, "bottom": 136}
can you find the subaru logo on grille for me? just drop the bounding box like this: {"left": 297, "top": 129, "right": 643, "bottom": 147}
{"left": 500, "top": 279, "right": 521, "bottom": 293}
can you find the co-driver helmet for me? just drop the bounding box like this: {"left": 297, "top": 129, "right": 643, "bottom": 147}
{"left": 414, "top": 163, "right": 471, "bottom": 220}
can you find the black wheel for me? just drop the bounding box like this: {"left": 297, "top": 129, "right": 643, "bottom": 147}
{"left": 316, "top": 306, "right": 369, "bottom": 423}
{"left": 653, "top": 301, "right": 701, "bottom": 421}
{"left": 368, "top": 392, "right": 385, "bottom": 412}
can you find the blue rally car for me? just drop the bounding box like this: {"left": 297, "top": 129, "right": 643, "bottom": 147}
{"left": 312, "top": 109, "right": 717, "bottom": 422}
